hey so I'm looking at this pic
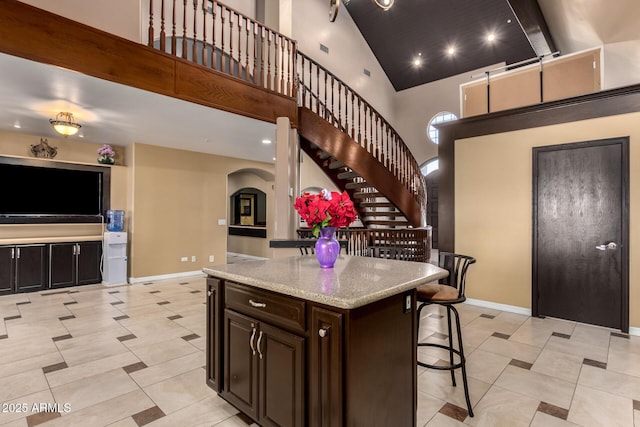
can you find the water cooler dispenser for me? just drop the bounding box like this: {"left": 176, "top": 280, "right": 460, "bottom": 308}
{"left": 103, "top": 231, "right": 127, "bottom": 285}
{"left": 103, "top": 209, "right": 127, "bottom": 285}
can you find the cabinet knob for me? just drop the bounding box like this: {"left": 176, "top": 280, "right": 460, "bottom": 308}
{"left": 318, "top": 328, "right": 328, "bottom": 338}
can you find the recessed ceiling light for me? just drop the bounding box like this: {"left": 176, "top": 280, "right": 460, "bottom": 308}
{"left": 13, "top": 122, "right": 21, "bottom": 129}
{"left": 487, "top": 33, "right": 496, "bottom": 42}
{"left": 447, "top": 46, "right": 456, "bottom": 56}
{"left": 262, "top": 139, "right": 272, "bottom": 144}
{"left": 78, "top": 134, "right": 84, "bottom": 138}
{"left": 507, "top": 19, "right": 512, "bottom": 24}
{"left": 413, "top": 57, "right": 422, "bottom": 66}
{"left": 272, "top": 157, "right": 276, "bottom": 161}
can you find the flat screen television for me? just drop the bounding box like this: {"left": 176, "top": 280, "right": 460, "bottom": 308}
{"left": 0, "top": 156, "right": 111, "bottom": 223}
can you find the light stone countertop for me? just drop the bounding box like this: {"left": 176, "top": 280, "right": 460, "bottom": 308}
{"left": 0, "top": 235, "right": 104, "bottom": 245}
{"left": 203, "top": 255, "right": 448, "bottom": 309}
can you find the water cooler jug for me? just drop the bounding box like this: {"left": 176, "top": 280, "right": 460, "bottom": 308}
{"left": 103, "top": 231, "right": 128, "bottom": 285}
{"left": 106, "top": 210, "right": 125, "bottom": 232}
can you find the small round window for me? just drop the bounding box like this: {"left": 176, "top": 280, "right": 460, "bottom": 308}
{"left": 427, "top": 111, "right": 457, "bottom": 144}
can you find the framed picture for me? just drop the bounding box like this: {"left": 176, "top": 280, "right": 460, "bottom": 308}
{"left": 239, "top": 194, "right": 255, "bottom": 225}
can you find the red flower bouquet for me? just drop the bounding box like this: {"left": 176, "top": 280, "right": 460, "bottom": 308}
{"left": 294, "top": 189, "right": 357, "bottom": 237}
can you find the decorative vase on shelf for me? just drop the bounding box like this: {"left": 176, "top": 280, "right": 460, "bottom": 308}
{"left": 315, "top": 226, "right": 340, "bottom": 268}
{"left": 98, "top": 156, "right": 115, "bottom": 165}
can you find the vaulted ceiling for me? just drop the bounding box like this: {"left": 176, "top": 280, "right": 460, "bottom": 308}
{"left": 344, "top": 0, "right": 556, "bottom": 91}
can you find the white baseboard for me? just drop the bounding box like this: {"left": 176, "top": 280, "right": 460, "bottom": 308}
{"left": 101, "top": 281, "right": 128, "bottom": 287}
{"left": 129, "top": 270, "right": 206, "bottom": 284}
{"left": 465, "top": 298, "right": 532, "bottom": 316}
{"left": 227, "top": 252, "right": 268, "bottom": 260}
{"left": 465, "top": 298, "right": 640, "bottom": 337}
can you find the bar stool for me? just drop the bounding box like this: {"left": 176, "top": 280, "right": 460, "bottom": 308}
{"left": 416, "top": 252, "right": 476, "bottom": 417}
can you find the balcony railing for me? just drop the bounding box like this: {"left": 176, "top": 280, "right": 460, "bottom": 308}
{"left": 297, "top": 228, "right": 432, "bottom": 263}
{"left": 147, "top": 0, "right": 297, "bottom": 97}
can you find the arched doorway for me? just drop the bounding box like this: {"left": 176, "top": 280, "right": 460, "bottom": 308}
{"left": 227, "top": 168, "right": 275, "bottom": 259}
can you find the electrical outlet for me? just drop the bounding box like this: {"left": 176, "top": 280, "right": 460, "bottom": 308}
{"left": 404, "top": 293, "right": 412, "bottom": 313}
{"left": 218, "top": 219, "right": 226, "bottom": 225}
{"left": 209, "top": 255, "right": 215, "bottom": 262}
{"left": 191, "top": 256, "right": 196, "bottom": 262}
{"left": 180, "top": 257, "right": 188, "bottom": 262}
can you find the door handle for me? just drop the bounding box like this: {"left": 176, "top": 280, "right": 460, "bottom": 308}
{"left": 250, "top": 326, "right": 257, "bottom": 356}
{"left": 256, "top": 331, "right": 264, "bottom": 359}
{"left": 596, "top": 242, "right": 617, "bottom": 251}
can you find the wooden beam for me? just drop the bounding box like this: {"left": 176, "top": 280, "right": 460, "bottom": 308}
{"left": 507, "top": 0, "right": 557, "bottom": 56}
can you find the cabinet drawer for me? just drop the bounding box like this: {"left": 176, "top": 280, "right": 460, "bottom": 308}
{"left": 225, "top": 282, "right": 306, "bottom": 333}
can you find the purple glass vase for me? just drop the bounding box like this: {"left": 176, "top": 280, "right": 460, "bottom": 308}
{"left": 315, "top": 226, "right": 340, "bottom": 268}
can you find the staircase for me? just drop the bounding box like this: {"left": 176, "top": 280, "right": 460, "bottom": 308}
{"left": 297, "top": 52, "right": 427, "bottom": 229}
{"left": 141, "top": 0, "right": 430, "bottom": 257}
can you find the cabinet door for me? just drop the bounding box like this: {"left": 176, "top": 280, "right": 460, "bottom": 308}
{"left": 259, "top": 322, "right": 304, "bottom": 427}
{"left": 224, "top": 309, "right": 259, "bottom": 421}
{"left": 15, "top": 245, "right": 47, "bottom": 292}
{"left": 206, "top": 278, "right": 223, "bottom": 392}
{"left": 309, "top": 306, "right": 343, "bottom": 427}
{"left": 0, "top": 246, "right": 15, "bottom": 295}
{"left": 49, "top": 243, "right": 76, "bottom": 288}
{"left": 76, "top": 241, "right": 102, "bottom": 285}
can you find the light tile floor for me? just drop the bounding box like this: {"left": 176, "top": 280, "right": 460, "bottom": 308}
{"left": 0, "top": 255, "right": 638, "bottom": 426}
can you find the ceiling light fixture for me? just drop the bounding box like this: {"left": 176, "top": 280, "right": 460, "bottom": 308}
{"left": 372, "top": 0, "right": 394, "bottom": 11}
{"left": 447, "top": 47, "right": 456, "bottom": 56}
{"left": 262, "top": 139, "right": 272, "bottom": 144}
{"left": 413, "top": 52, "right": 423, "bottom": 67}
{"left": 487, "top": 33, "right": 496, "bottom": 42}
{"left": 49, "top": 112, "right": 81, "bottom": 137}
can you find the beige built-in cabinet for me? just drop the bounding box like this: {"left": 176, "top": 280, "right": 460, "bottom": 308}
{"left": 461, "top": 48, "right": 602, "bottom": 117}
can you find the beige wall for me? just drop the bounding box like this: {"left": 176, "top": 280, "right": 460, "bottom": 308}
{"left": 129, "top": 143, "right": 274, "bottom": 279}
{"left": 455, "top": 112, "right": 640, "bottom": 328}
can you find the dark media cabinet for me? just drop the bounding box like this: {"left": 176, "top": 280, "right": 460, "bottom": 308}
{"left": 0, "top": 240, "right": 102, "bottom": 295}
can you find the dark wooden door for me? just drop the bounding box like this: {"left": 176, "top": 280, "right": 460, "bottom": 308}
{"left": 15, "top": 245, "right": 47, "bottom": 292}
{"left": 425, "top": 170, "right": 439, "bottom": 249}
{"left": 259, "top": 322, "right": 304, "bottom": 427}
{"left": 533, "top": 138, "right": 629, "bottom": 331}
{"left": 77, "top": 241, "right": 102, "bottom": 285}
{"left": 224, "top": 309, "right": 259, "bottom": 421}
{"left": 0, "top": 246, "right": 15, "bottom": 295}
{"left": 49, "top": 243, "right": 76, "bottom": 288}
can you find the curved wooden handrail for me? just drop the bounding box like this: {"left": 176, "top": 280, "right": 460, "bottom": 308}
{"left": 297, "top": 52, "right": 426, "bottom": 225}
{"left": 299, "top": 107, "right": 424, "bottom": 227}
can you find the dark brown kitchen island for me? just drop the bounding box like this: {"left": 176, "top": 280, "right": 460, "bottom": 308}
{"left": 204, "top": 255, "right": 448, "bottom": 427}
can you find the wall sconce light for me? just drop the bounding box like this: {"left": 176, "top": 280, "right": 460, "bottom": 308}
{"left": 49, "top": 112, "right": 81, "bottom": 137}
